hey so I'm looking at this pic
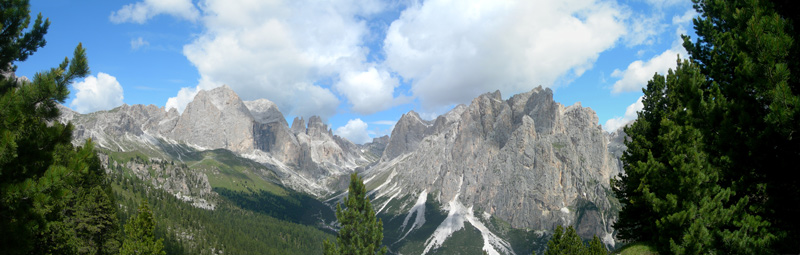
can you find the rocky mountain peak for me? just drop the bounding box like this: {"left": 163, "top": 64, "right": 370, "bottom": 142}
{"left": 306, "top": 115, "right": 331, "bottom": 137}
{"left": 245, "top": 99, "right": 287, "bottom": 126}
{"left": 382, "top": 110, "right": 433, "bottom": 161}
{"left": 169, "top": 85, "right": 255, "bottom": 152}
{"left": 290, "top": 116, "right": 306, "bottom": 134}
{"left": 364, "top": 85, "right": 623, "bottom": 250}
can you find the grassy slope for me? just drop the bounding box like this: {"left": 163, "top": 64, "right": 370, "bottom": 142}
{"left": 613, "top": 243, "right": 659, "bottom": 255}
{"left": 103, "top": 145, "right": 335, "bottom": 254}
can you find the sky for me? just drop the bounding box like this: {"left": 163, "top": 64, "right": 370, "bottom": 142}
{"left": 18, "top": 0, "right": 697, "bottom": 144}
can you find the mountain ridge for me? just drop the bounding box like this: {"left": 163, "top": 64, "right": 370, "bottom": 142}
{"left": 59, "top": 84, "right": 625, "bottom": 254}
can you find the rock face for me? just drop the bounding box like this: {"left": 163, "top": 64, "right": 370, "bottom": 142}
{"left": 364, "top": 86, "right": 622, "bottom": 250}
{"left": 62, "top": 85, "right": 370, "bottom": 196}
{"left": 382, "top": 111, "right": 432, "bottom": 161}
{"left": 60, "top": 83, "right": 625, "bottom": 253}
{"left": 360, "top": 135, "right": 390, "bottom": 159}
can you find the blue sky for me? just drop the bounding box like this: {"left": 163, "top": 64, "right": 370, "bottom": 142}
{"left": 18, "top": 0, "right": 696, "bottom": 144}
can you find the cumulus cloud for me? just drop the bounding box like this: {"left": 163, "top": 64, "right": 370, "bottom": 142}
{"left": 335, "top": 67, "right": 405, "bottom": 114}
{"left": 131, "top": 37, "right": 149, "bottom": 50}
{"left": 165, "top": 0, "right": 390, "bottom": 118}
{"left": 70, "top": 72, "right": 125, "bottom": 114}
{"left": 610, "top": 48, "right": 682, "bottom": 93}
{"left": 110, "top": 0, "right": 199, "bottom": 24}
{"left": 334, "top": 119, "right": 372, "bottom": 144}
{"left": 384, "top": 0, "right": 627, "bottom": 110}
{"left": 603, "top": 96, "right": 643, "bottom": 132}
{"left": 610, "top": 39, "right": 688, "bottom": 93}
{"left": 165, "top": 86, "right": 200, "bottom": 113}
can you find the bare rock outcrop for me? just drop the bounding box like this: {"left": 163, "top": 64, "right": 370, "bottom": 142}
{"left": 365, "top": 86, "right": 622, "bottom": 245}
{"left": 170, "top": 85, "right": 255, "bottom": 153}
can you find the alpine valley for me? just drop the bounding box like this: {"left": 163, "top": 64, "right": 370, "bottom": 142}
{"left": 59, "top": 85, "right": 625, "bottom": 255}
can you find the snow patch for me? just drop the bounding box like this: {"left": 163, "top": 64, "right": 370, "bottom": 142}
{"left": 366, "top": 170, "right": 397, "bottom": 197}
{"left": 467, "top": 209, "right": 516, "bottom": 255}
{"left": 602, "top": 232, "right": 615, "bottom": 248}
{"left": 482, "top": 211, "right": 492, "bottom": 221}
{"left": 376, "top": 185, "right": 402, "bottom": 214}
{"left": 422, "top": 197, "right": 467, "bottom": 254}
{"left": 422, "top": 195, "right": 515, "bottom": 255}
{"left": 397, "top": 190, "right": 428, "bottom": 242}
{"left": 560, "top": 207, "right": 570, "bottom": 214}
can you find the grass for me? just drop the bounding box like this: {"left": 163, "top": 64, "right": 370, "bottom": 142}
{"left": 189, "top": 150, "right": 287, "bottom": 196}
{"left": 613, "top": 242, "right": 658, "bottom": 255}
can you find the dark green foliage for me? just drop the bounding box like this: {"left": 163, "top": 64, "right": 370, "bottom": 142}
{"left": 588, "top": 236, "right": 606, "bottom": 255}
{"left": 324, "top": 173, "right": 387, "bottom": 255}
{"left": 543, "top": 225, "right": 607, "bottom": 255}
{"left": 1, "top": 1, "right": 120, "bottom": 254}
{"left": 0, "top": 0, "right": 49, "bottom": 71}
{"left": 215, "top": 187, "right": 336, "bottom": 226}
{"left": 614, "top": 0, "right": 800, "bottom": 253}
{"left": 120, "top": 200, "right": 165, "bottom": 255}
{"left": 108, "top": 154, "right": 334, "bottom": 255}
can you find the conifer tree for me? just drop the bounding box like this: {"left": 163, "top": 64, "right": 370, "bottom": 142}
{"left": 543, "top": 225, "right": 608, "bottom": 255}
{"left": 1, "top": 1, "right": 119, "bottom": 253}
{"left": 324, "top": 173, "right": 387, "bottom": 255}
{"left": 588, "top": 236, "right": 606, "bottom": 255}
{"left": 120, "top": 200, "right": 165, "bottom": 255}
{"left": 614, "top": 0, "right": 799, "bottom": 253}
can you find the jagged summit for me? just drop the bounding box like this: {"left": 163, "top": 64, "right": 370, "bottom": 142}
{"left": 245, "top": 98, "right": 286, "bottom": 125}
{"left": 362, "top": 86, "right": 621, "bottom": 253}
{"left": 62, "top": 85, "right": 371, "bottom": 196}
{"left": 60, "top": 84, "right": 623, "bottom": 254}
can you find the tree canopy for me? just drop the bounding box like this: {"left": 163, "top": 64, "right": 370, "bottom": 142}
{"left": 1, "top": 0, "right": 119, "bottom": 253}
{"left": 542, "top": 225, "right": 607, "bottom": 255}
{"left": 613, "top": 0, "right": 799, "bottom": 253}
{"left": 324, "top": 173, "right": 387, "bottom": 255}
{"left": 120, "top": 200, "right": 165, "bottom": 255}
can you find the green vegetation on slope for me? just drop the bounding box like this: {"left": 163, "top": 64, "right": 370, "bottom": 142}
{"left": 612, "top": 243, "right": 657, "bottom": 255}
{"left": 109, "top": 156, "right": 334, "bottom": 255}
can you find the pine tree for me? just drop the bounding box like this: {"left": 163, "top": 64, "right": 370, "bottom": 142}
{"left": 682, "top": 0, "right": 799, "bottom": 252}
{"left": 614, "top": 0, "right": 798, "bottom": 253}
{"left": 588, "top": 236, "right": 606, "bottom": 255}
{"left": 543, "top": 225, "right": 608, "bottom": 255}
{"left": 1, "top": 0, "right": 120, "bottom": 253}
{"left": 324, "top": 173, "right": 387, "bottom": 255}
{"left": 544, "top": 225, "right": 564, "bottom": 255}
{"left": 120, "top": 200, "right": 165, "bottom": 255}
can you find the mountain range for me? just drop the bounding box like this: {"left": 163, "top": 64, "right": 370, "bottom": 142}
{"left": 59, "top": 85, "right": 625, "bottom": 255}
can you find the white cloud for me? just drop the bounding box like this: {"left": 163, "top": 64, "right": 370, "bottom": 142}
{"left": 334, "top": 118, "right": 372, "bottom": 144}
{"left": 335, "top": 67, "right": 404, "bottom": 114}
{"left": 384, "top": 0, "right": 627, "bottom": 110}
{"left": 70, "top": 72, "right": 125, "bottom": 114}
{"left": 624, "top": 13, "right": 664, "bottom": 46}
{"left": 131, "top": 37, "right": 149, "bottom": 50}
{"left": 166, "top": 0, "right": 390, "bottom": 118}
{"left": 604, "top": 96, "right": 643, "bottom": 132}
{"left": 110, "top": 0, "right": 199, "bottom": 24}
{"left": 165, "top": 86, "right": 200, "bottom": 113}
{"left": 672, "top": 9, "right": 697, "bottom": 25}
{"left": 371, "top": 120, "right": 396, "bottom": 126}
{"left": 610, "top": 43, "right": 687, "bottom": 93}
